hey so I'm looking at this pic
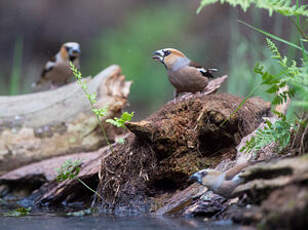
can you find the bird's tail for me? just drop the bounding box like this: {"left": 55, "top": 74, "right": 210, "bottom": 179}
{"left": 202, "top": 75, "right": 228, "bottom": 95}
{"left": 204, "top": 68, "right": 218, "bottom": 78}
{"left": 32, "top": 80, "right": 40, "bottom": 88}
{"left": 32, "top": 77, "right": 47, "bottom": 88}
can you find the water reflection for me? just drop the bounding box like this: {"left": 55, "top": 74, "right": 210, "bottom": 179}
{"left": 0, "top": 215, "right": 239, "bottom": 230}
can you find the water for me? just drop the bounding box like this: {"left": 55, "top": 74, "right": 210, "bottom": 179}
{"left": 0, "top": 216, "right": 239, "bottom": 230}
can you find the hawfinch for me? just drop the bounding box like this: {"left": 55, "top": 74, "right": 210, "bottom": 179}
{"left": 33, "top": 42, "right": 81, "bottom": 88}
{"left": 189, "top": 162, "right": 255, "bottom": 198}
{"left": 152, "top": 48, "right": 220, "bottom": 97}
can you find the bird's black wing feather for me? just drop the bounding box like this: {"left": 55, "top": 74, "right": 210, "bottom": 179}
{"left": 189, "top": 61, "right": 218, "bottom": 78}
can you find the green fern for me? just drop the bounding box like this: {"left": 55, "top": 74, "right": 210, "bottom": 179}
{"left": 241, "top": 39, "right": 307, "bottom": 154}
{"left": 291, "top": 61, "right": 308, "bottom": 109}
{"left": 199, "top": 0, "right": 308, "bottom": 155}
{"left": 198, "top": 0, "right": 308, "bottom": 16}
{"left": 253, "top": 39, "right": 299, "bottom": 106}
{"left": 56, "top": 159, "right": 104, "bottom": 200}
{"left": 241, "top": 116, "right": 293, "bottom": 153}
{"left": 56, "top": 159, "right": 82, "bottom": 182}
{"left": 261, "top": 39, "right": 307, "bottom": 108}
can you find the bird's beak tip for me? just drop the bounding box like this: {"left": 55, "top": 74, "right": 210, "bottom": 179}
{"left": 74, "top": 49, "right": 81, "bottom": 54}
{"left": 69, "top": 47, "right": 81, "bottom": 56}
{"left": 152, "top": 55, "right": 161, "bottom": 61}
{"left": 189, "top": 173, "right": 199, "bottom": 183}
{"left": 152, "top": 51, "right": 163, "bottom": 62}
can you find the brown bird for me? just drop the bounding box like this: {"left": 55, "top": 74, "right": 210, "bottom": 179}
{"left": 152, "top": 48, "right": 223, "bottom": 97}
{"left": 33, "top": 42, "right": 81, "bottom": 89}
{"left": 189, "top": 162, "right": 255, "bottom": 198}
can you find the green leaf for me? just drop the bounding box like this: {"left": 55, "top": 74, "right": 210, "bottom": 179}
{"left": 92, "top": 106, "right": 108, "bottom": 117}
{"left": 106, "top": 112, "right": 134, "bottom": 128}
{"left": 266, "top": 85, "right": 279, "bottom": 94}
{"left": 106, "top": 118, "right": 121, "bottom": 127}
{"left": 116, "top": 137, "right": 125, "bottom": 144}
{"left": 56, "top": 159, "right": 82, "bottom": 182}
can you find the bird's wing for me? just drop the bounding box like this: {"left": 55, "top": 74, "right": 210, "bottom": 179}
{"left": 224, "top": 160, "right": 264, "bottom": 180}
{"left": 41, "top": 61, "right": 55, "bottom": 78}
{"left": 33, "top": 57, "right": 57, "bottom": 87}
{"left": 41, "top": 56, "right": 56, "bottom": 78}
{"left": 189, "top": 61, "right": 218, "bottom": 78}
{"left": 224, "top": 162, "right": 251, "bottom": 180}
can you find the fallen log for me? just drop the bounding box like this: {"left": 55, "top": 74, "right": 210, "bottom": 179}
{"left": 0, "top": 65, "right": 132, "bottom": 175}
{"left": 228, "top": 155, "right": 308, "bottom": 229}
{"left": 0, "top": 150, "right": 102, "bottom": 198}
{"left": 31, "top": 93, "right": 270, "bottom": 214}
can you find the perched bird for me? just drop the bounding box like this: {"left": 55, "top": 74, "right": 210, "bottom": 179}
{"left": 152, "top": 48, "right": 222, "bottom": 97}
{"left": 189, "top": 162, "right": 256, "bottom": 198}
{"left": 33, "top": 42, "right": 81, "bottom": 88}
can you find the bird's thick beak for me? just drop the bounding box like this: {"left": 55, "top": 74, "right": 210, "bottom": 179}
{"left": 69, "top": 47, "right": 81, "bottom": 56}
{"left": 152, "top": 50, "right": 164, "bottom": 62}
{"left": 189, "top": 172, "right": 202, "bottom": 184}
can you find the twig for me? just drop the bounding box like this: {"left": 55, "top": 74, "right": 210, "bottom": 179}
{"left": 77, "top": 178, "right": 104, "bottom": 200}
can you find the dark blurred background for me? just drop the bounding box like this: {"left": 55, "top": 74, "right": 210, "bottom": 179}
{"left": 0, "top": 0, "right": 296, "bottom": 118}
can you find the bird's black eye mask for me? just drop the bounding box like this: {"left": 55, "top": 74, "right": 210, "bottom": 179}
{"left": 160, "top": 50, "right": 171, "bottom": 69}
{"left": 65, "top": 46, "right": 78, "bottom": 61}
{"left": 163, "top": 50, "right": 171, "bottom": 57}
{"left": 200, "top": 170, "right": 208, "bottom": 177}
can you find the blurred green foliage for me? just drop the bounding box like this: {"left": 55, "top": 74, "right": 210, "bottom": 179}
{"left": 227, "top": 11, "right": 275, "bottom": 101}
{"left": 3, "top": 207, "right": 31, "bottom": 217}
{"left": 85, "top": 4, "right": 191, "bottom": 114}
{"left": 227, "top": 8, "right": 303, "bottom": 117}
{"left": 9, "top": 37, "right": 23, "bottom": 95}
{"left": 4, "top": 1, "right": 305, "bottom": 120}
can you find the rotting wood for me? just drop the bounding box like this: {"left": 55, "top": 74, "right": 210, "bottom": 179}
{"left": 0, "top": 65, "right": 132, "bottom": 174}
{"left": 33, "top": 93, "right": 271, "bottom": 212}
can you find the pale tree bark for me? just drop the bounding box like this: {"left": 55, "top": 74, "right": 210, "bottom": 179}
{"left": 0, "top": 65, "right": 132, "bottom": 174}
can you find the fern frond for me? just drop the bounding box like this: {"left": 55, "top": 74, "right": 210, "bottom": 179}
{"left": 198, "top": 0, "right": 308, "bottom": 17}
{"left": 266, "top": 38, "right": 281, "bottom": 60}
{"left": 241, "top": 119, "right": 293, "bottom": 154}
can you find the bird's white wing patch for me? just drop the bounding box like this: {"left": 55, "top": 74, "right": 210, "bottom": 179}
{"left": 198, "top": 68, "right": 218, "bottom": 75}
{"left": 45, "top": 61, "right": 55, "bottom": 70}
{"left": 197, "top": 67, "right": 206, "bottom": 75}
{"left": 41, "top": 60, "right": 56, "bottom": 78}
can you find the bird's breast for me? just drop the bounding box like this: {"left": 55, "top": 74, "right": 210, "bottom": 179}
{"left": 44, "top": 62, "right": 74, "bottom": 85}
{"left": 168, "top": 67, "right": 208, "bottom": 93}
